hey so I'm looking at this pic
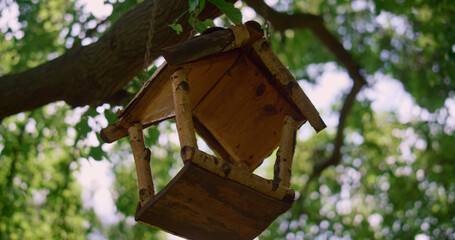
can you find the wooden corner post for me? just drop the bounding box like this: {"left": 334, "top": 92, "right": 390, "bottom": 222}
{"left": 274, "top": 116, "right": 298, "bottom": 188}
{"left": 128, "top": 123, "right": 155, "bottom": 207}
{"left": 170, "top": 69, "right": 198, "bottom": 162}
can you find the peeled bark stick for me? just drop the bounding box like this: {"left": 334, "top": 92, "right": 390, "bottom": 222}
{"left": 170, "top": 69, "right": 198, "bottom": 162}
{"left": 128, "top": 123, "right": 155, "bottom": 207}
{"left": 193, "top": 149, "right": 295, "bottom": 202}
{"left": 274, "top": 116, "right": 298, "bottom": 188}
{"left": 235, "top": 160, "right": 251, "bottom": 171}
{"left": 251, "top": 39, "right": 326, "bottom": 132}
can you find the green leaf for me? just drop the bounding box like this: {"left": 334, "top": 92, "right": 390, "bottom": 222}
{"left": 188, "top": 14, "right": 195, "bottom": 26}
{"left": 194, "top": 19, "right": 215, "bottom": 32}
{"left": 85, "top": 107, "right": 98, "bottom": 117}
{"left": 199, "top": 0, "right": 206, "bottom": 11}
{"left": 145, "top": 126, "right": 160, "bottom": 147}
{"left": 89, "top": 146, "right": 104, "bottom": 161}
{"left": 207, "top": 0, "right": 242, "bottom": 24}
{"left": 74, "top": 107, "right": 98, "bottom": 144}
{"left": 74, "top": 118, "right": 91, "bottom": 144}
{"left": 168, "top": 23, "right": 183, "bottom": 35}
{"left": 104, "top": 109, "right": 118, "bottom": 125}
{"left": 189, "top": 0, "right": 199, "bottom": 12}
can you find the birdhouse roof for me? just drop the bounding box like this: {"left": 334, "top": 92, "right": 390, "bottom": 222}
{"left": 101, "top": 21, "right": 325, "bottom": 169}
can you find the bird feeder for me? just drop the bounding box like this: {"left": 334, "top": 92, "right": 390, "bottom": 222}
{"left": 100, "top": 21, "right": 325, "bottom": 240}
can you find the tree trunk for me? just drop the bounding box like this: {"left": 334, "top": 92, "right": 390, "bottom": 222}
{"left": 0, "top": 0, "right": 227, "bottom": 120}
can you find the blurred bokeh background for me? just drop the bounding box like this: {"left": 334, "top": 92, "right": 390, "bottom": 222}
{"left": 1, "top": 0, "right": 454, "bottom": 239}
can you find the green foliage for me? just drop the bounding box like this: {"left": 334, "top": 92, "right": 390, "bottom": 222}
{"left": 272, "top": 30, "right": 336, "bottom": 81}
{"left": 107, "top": 122, "right": 182, "bottom": 239}
{"left": 280, "top": 0, "right": 455, "bottom": 111}
{"left": 109, "top": 161, "right": 164, "bottom": 240}
{"left": 189, "top": 0, "right": 200, "bottom": 12}
{"left": 208, "top": 0, "right": 242, "bottom": 24}
{"left": 0, "top": 105, "right": 99, "bottom": 239}
{"left": 168, "top": 22, "right": 184, "bottom": 35}
{"left": 169, "top": 0, "right": 230, "bottom": 35}
{"left": 262, "top": 112, "right": 454, "bottom": 239}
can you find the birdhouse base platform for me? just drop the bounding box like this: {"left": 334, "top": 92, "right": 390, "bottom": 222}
{"left": 135, "top": 150, "right": 295, "bottom": 240}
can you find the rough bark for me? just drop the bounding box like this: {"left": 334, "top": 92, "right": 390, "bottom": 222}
{"left": 0, "top": 0, "right": 228, "bottom": 120}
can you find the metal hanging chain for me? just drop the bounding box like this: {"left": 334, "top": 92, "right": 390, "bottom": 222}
{"left": 141, "top": 4, "right": 156, "bottom": 85}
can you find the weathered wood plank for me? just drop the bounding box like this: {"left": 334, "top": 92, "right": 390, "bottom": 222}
{"left": 192, "top": 116, "right": 236, "bottom": 164}
{"left": 184, "top": 50, "right": 241, "bottom": 109}
{"left": 100, "top": 62, "right": 176, "bottom": 143}
{"left": 135, "top": 149, "right": 294, "bottom": 240}
{"left": 193, "top": 53, "right": 303, "bottom": 170}
{"left": 100, "top": 51, "right": 241, "bottom": 144}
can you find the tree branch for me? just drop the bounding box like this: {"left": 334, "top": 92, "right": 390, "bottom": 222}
{"left": 243, "top": 0, "right": 324, "bottom": 30}
{"left": 0, "top": 0, "right": 228, "bottom": 120}
{"left": 308, "top": 81, "right": 363, "bottom": 181}
{"left": 85, "top": 18, "right": 110, "bottom": 39}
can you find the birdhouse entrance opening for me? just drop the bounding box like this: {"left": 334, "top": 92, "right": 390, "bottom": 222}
{"left": 100, "top": 22, "right": 325, "bottom": 240}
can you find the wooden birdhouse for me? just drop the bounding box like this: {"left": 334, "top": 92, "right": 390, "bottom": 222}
{"left": 100, "top": 21, "right": 326, "bottom": 240}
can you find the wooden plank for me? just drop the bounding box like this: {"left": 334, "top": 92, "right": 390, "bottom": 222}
{"left": 100, "top": 62, "right": 176, "bottom": 143}
{"left": 128, "top": 123, "right": 155, "bottom": 206}
{"left": 192, "top": 116, "right": 235, "bottom": 164}
{"left": 135, "top": 150, "right": 293, "bottom": 240}
{"left": 274, "top": 116, "right": 298, "bottom": 188}
{"left": 125, "top": 63, "right": 177, "bottom": 126}
{"left": 121, "top": 62, "right": 173, "bottom": 119}
{"left": 250, "top": 39, "right": 327, "bottom": 132}
{"left": 193, "top": 53, "right": 303, "bottom": 170}
{"left": 100, "top": 51, "right": 241, "bottom": 143}
{"left": 185, "top": 50, "right": 241, "bottom": 110}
